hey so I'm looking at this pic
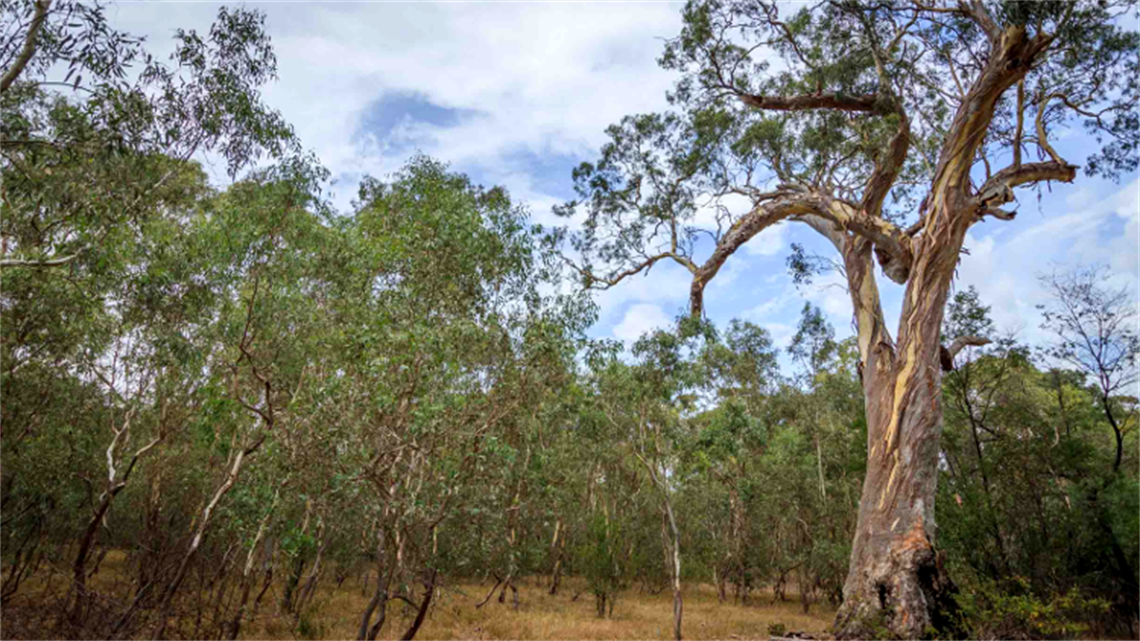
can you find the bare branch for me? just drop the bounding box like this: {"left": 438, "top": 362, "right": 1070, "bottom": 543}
{"left": 1035, "top": 91, "right": 1064, "bottom": 164}
{"left": 973, "top": 160, "right": 1078, "bottom": 216}
{"left": 689, "top": 189, "right": 817, "bottom": 316}
{"left": 0, "top": 253, "right": 78, "bottom": 269}
{"left": 861, "top": 104, "right": 911, "bottom": 219}
{"left": 739, "top": 92, "right": 886, "bottom": 114}
{"left": 563, "top": 250, "right": 697, "bottom": 292}
{"left": 960, "top": 0, "right": 1000, "bottom": 42}
{"left": 0, "top": 0, "right": 50, "bottom": 94}
{"left": 814, "top": 194, "right": 915, "bottom": 284}
{"left": 949, "top": 335, "right": 991, "bottom": 359}
{"left": 688, "top": 185, "right": 916, "bottom": 317}
{"left": 1013, "top": 79, "right": 1025, "bottom": 167}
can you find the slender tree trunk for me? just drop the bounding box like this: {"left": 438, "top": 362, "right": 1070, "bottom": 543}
{"left": 358, "top": 531, "right": 396, "bottom": 641}
{"left": 139, "top": 459, "right": 165, "bottom": 596}
{"left": 549, "top": 518, "right": 564, "bottom": 595}
{"left": 297, "top": 536, "right": 329, "bottom": 613}
{"left": 661, "top": 505, "right": 683, "bottom": 641}
{"left": 69, "top": 492, "right": 115, "bottom": 621}
{"left": 251, "top": 545, "right": 275, "bottom": 617}
{"left": 283, "top": 556, "right": 306, "bottom": 613}
{"left": 398, "top": 569, "right": 437, "bottom": 641}
{"left": 155, "top": 444, "right": 252, "bottom": 639}
{"left": 228, "top": 485, "right": 278, "bottom": 640}
{"left": 814, "top": 433, "right": 827, "bottom": 502}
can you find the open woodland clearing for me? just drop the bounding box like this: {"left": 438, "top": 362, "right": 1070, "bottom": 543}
{"left": 2, "top": 0, "right": 1138, "bottom": 639}
{"left": 5, "top": 552, "right": 837, "bottom": 640}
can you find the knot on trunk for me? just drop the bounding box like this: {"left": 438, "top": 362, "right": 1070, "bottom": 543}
{"left": 875, "top": 246, "right": 910, "bottom": 284}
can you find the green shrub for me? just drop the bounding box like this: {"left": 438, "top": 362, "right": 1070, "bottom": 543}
{"left": 955, "top": 577, "right": 1110, "bottom": 640}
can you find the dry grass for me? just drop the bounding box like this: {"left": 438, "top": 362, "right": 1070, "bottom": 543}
{"left": 4, "top": 551, "right": 834, "bottom": 640}
{"left": 245, "top": 576, "right": 835, "bottom": 641}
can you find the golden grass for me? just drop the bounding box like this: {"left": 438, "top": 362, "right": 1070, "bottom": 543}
{"left": 6, "top": 551, "right": 835, "bottom": 640}
{"left": 245, "top": 576, "right": 835, "bottom": 641}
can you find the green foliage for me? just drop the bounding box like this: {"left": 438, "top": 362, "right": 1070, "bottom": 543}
{"left": 2, "top": 4, "right": 1137, "bottom": 639}
{"left": 954, "top": 578, "right": 1110, "bottom": 640}
{"left": 580, "top": 514, "right": 626, "bottom": 605}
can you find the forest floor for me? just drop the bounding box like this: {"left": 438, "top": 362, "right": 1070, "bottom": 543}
{"left": 247, "top": 575, "right": 836, "bottom": 640}
{"left": 3, "top": 551, "right": 836, "bottom": 640}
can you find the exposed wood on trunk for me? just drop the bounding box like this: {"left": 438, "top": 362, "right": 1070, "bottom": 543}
{"left": 834, "top": 23, "right": 1056, "bottom": 640}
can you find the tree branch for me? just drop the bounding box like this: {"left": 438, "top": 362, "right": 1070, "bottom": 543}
{"left": 860, "top": 103, "right": 911, "bottom": 218}
{"left": 689, "top": 188, "right": 819, "bottom": 316}
{"left": 959, "top": 0, "right": 1000, "bottom": 42}
{"left": 1035, "top": 90, "right": 1065, "bottom": 164}
{"left": 813, "top": 194, "right": 914, "bottom": 284}
{"left": 941, "top": 335, "right": 991, "bottom": 371}
{"left": 688, "top": 185, "right": 916, "bottom": 317}
{"left": 739, "top": 92, "right": 886, "bottom": 113}
{"left": 0, "top": 0, "right": 50, "bottom": 94}
{"left": 563, "top": 250, "right": 696, "bottom": 292}
{"left": 0, "top": 254, "right": 78, "bottom": 269}
{"left": 973, "top": 160, "right": 1079, "bottom": 219}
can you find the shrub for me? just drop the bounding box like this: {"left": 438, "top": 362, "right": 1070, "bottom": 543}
{"left": 955, "top": 577, "right": 1110, "bottom": 640}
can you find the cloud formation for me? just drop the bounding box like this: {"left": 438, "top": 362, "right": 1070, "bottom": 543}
{"left": 109, "top": 3, "right": 1138, "bottom": 352}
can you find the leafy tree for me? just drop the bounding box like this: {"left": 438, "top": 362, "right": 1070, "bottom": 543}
{"left": 556, "top": 1, "right": 1137, "bottom": 635}
{"left": 1037, "top": 265, "right": 1140, "bottom": 619}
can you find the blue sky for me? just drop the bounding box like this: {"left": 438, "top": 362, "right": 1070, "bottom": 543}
{"left": 110, "top": 2, "right": 1139, "bottom": 359}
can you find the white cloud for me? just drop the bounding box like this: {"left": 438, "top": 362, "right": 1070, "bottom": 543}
{"left": 110, "top": 2, "right": 682, "bottom": 212}
{"left": 956, "top": 176, "right": 1139, "bottom": 346}
{"left": 803, "top": 270, "right": 856, "bottom": 333}
{"left": 613, "top": 304, "right": 673, "bottom": 343}
{"left": 593, "top": 261, "right": 691, "bottom": 326}
{"left": 745, "top": 222, "right": 789, "bottom": 257}
{"left": 104, "top": 4, "right": 1137, "bottom": 357}
{"left": 764, "top": 322, "right": 797, "bottom": 352}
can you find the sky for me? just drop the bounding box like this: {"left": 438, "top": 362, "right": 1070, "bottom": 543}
{"left": 106, "top": 2, "right": 1139, "bottom": 360}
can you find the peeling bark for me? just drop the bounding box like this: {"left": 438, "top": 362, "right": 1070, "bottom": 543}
{"left": 833, "top": 24, "right": 1055, "bottom": 640}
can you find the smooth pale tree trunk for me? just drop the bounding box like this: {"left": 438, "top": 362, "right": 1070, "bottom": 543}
{"left": 640, "top": 442, "right": 683, "bottom": 640}
{"left": 156, "top": 438, "right": 258, "bottom": 639}
{"left": 665, "top": 506, "right": 679, "bottom": 638}
{"left": 70, "top": 430, "right": 159, "bottom": 623}
{"left": 228, "top": 482, "right": 280, "bottom": 639}
{"left": 728, "top": 484, "right": 747, "bottom": 603}
{"left": 661, "top": 504, "right": 683, "bottom": 641}
{"left": 549, "top": 518, "right": 565, "bottom": 595}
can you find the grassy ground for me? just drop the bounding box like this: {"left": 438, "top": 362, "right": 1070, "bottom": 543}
{"left": 246, "top": 576, "right": 835, "bottom": 640}
{"left": 6, "top": 551, "right": 835, "bottom": 640}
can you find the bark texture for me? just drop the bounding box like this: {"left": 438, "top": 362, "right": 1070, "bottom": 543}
{"left": 832, "top": 24, "right": 1055, "bottom": 640}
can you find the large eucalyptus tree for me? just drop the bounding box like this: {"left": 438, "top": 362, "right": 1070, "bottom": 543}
{"left": 557, "top": 1, "right": 1138, "bottom": 637}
